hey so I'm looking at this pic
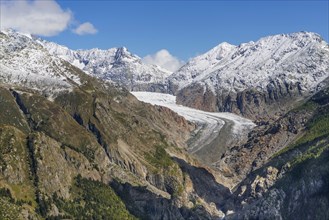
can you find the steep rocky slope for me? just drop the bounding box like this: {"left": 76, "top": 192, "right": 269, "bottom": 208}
{"left": 0, "top": 30, "right": 231, "bottom": 219}
{"left": 170, "top": 32, "right": 329, "bottom": 120}
{"left": 224, "top": 85, "right": 329, "bottom": 219}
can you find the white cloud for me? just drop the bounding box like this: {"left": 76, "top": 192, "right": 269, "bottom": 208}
{"left": 0, "top": 0, "right": 72, "bottom": 36}
{"left": 0, "top": 0, "right": 98, "bottom": 37}
{"left": 142, "top": 49, "right": 184, "bottom": 72}
{"left": 73, "top": 22, "right": 98, "bottom": 35}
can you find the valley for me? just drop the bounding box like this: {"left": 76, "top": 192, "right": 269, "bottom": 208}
{"left": 0, "top": 29, "right": 328, "bottom": 219}
{"left": 132, "top": 91, "right": 255, "bottom": 167}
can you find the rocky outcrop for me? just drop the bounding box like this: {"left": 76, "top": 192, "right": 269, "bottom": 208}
{"left": 217, "top": 85, "right": 329, "bottom": 186}
{"left": 177, "top": 78, "right": 316, "bottom": 121}
{"left": 227, "top": 144, "right": 329, "bottom": 220}
{"left": 216, "top": 102, "right": 313, "bottom": 184}
{"left": 111, "top": 181, "right": 210, "bottom": 220}
{"left": 222, "top": 78, "right": 305, "bottom": 120}
{"left": 223, "top": 86, "right": 329, "bottom": 219}
{"left": 176, "top": 83, "right": 217, "bottom": 112}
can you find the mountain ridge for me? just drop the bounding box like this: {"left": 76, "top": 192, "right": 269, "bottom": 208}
{"left": 171, "top": 31, "right": 328, "bottom": 92}
{"left": 171, "top": 31, "right": 329, "bottom": 120}
{"left": 5, "top": 28, "right": 328, "bottom": 112}
{"left": 38, "top": 37, "right": 172, "bottom": 92}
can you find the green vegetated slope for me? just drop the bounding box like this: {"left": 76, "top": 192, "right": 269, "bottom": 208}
{"left": 51, "top": 176, "right": 137, "bottom": 220}
{"left": 0, "top": 61, "right": 221, "bottom": 219}
{"left": 273, "top": 89, "right": 329, "bottom": 219}
{"left": 0, "top": 84, "right": 154, "bottom": 219}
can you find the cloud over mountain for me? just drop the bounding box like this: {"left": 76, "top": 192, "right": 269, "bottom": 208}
{"left": 142, "top": 49, "right": 184, "bottom": 72}
{"left": 73, "top": 22, "right": 98, "bottom": 35}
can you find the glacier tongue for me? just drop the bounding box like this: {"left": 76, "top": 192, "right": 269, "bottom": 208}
{"left": 131, "top": 91, "right": 255, "bottom": 157}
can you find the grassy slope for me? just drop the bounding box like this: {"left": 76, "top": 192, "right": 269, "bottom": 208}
{"left": 0, "top": 70, "right": 191, "bottom": 219}
{"left": 52, "top": 176, "right": 137, "bottom": 220}
{"left": 273, "top": 87, "right": 329, "bottom": 163}
{"left": 0, "top": 86, "right": 138, "bottom": 219}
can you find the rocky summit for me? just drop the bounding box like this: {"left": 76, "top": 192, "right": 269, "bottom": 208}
{"left": 0, "top": 29, "right": 329, "bottom": 220}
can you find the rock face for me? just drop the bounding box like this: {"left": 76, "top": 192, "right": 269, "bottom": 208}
{"left": 223, "top": 85, "right": 329, "bottom": 219}
{"left": 170, "top": 32, "right": 329, "bottom": 120}
{"left": 228, "top": 141, "right": 329, "bottom": 220}
{"left": 216, "top": 103, "right": 313, "bottom": 184}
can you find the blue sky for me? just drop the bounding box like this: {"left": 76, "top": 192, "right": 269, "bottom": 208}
{"left": 1, "top": 0, "right": 328, "bottom": 63}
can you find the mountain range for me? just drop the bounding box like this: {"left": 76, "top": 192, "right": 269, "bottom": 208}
{"left": 0, "top": 29, "right": 329, "bottom": 219}
{"left": 41, "top": 30, "right": 329, "bottom": 120}
{"left": 39, "top": 36, "right": 172, "bottom": 92}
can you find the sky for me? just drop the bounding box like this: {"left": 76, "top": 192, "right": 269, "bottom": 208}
{"left": 1, "top": 0, "right": 328, "bottom": 71}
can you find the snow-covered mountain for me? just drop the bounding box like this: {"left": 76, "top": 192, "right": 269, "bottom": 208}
{"left": 0, "top": 29, "right": 83, "bottom": 97}
{"left": 170, "top": 32, "right": 329, "bottom": 93}
{"left": 0, "top": 29, "right": 173, "bottom": 93}
{"left": 169, "top": 32, "right": 329, "bottom": 119}
{"left": 2, "top": 29, "right": 328, "bottom": 120}
{"left": 39, "top": 40, "right": 172, "bottom": 91}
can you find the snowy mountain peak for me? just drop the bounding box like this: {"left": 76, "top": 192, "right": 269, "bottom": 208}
{"left": 206, "top": 42, "right": 236, "bottom": 60}
{"left": 239, "top": 32, "right": 324, "bottom": 56}
{"left": 192, "top": 42, "right": 236, "bottom": 61}
{"left": 116, "top": 46, "right": 128, "bottom": 54}
{"left": 0, "top": 30, "right": 84, "bottom": 97}
{"left": 213, "top": 42, "right": 235, "bottom": 50}
{"left": 169, "top": 41, "right": 236, "bottom": 84}
{"left": 279, "top": 31, "right": 322, "bottom": 42}
{"left": 115, "top": 47, "right": 127, "bottom": 59}
{"left": 113, "top": 47, "right": 138, "bottom": 63}
{"left": 38, "top": 37, "right": 172, "bottom": 90}
{"left": 1, "top": 28, "right": 33, "bottom": 40}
